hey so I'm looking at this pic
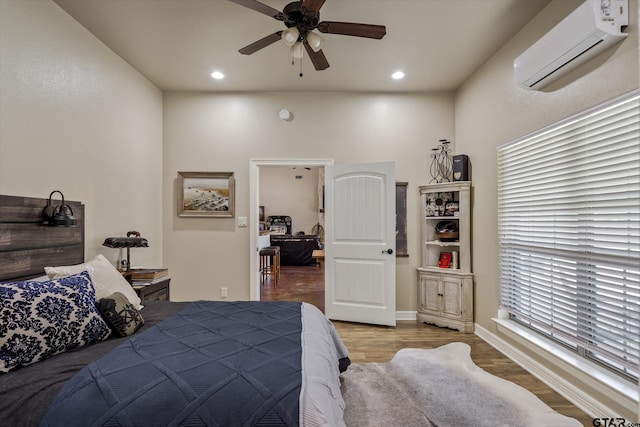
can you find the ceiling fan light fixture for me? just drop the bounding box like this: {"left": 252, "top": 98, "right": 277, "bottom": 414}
{"left": 281, "top": 27, "right": 300, "bottom": 47}
{"left": 291, "top": 41, "right": 304, "bottom": 59}
{"left": 231, "top": 0, "right": 386, "bottom": 72}
{"left": 306, "top": 31, "right": 324, "bottom": 52}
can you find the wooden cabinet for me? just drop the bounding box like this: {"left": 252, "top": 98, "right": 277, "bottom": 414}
{"left": 418, "top": 270, "right": 473, "bottom": 332}
{"left": 417, "top": 181, "right": 474, "bottom": 333}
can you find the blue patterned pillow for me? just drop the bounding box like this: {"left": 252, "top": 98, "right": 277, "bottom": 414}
{"left": 0, "top": 271, "right": 111, "bottom": 373}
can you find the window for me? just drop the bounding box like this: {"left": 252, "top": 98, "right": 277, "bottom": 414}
{"left": 497, "top": 90, "right": 640, "bottom": 381}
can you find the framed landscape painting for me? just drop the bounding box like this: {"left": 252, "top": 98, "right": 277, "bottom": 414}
{"left": 177, "top": 171, "right": 235, "bottom": 217}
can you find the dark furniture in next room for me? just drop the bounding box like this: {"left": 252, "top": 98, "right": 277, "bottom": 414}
{"left": 269, "top": 234, "right": 322, "bottom": 266}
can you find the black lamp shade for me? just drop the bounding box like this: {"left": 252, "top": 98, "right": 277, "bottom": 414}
{"left": 102, "top": 230, "right": 148, "bottom": 248}
{"left": 102, "top": 231, "right": 148, "bottom": 272}
{"left": 42, "top": 191, "right": 77, "bottom": 227}
{"left": 102, "top": 237, "right": 149, "bottom": 248}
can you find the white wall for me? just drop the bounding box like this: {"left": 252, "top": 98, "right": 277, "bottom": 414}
{"left": 163, "top": 91, "right": 455, "bottom": 306}
{"left": 259, "top": 167, "right": 321, "bottom": 235}
{"left": 455, "top": 0, "right": 639, "bottom": 419}
{"left": 0, "top": 0, "right": 164, "bottom": 268}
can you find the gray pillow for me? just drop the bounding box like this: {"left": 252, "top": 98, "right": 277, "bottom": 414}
{"left": 97, "top": 292, "right": 144, "bottom": 337}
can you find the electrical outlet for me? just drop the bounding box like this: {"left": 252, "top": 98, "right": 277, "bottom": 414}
{"left": 220, "top": 287, "right": 228, "bottom": 298}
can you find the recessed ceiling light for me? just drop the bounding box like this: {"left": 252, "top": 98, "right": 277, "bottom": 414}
{"left": 210, "top": 71, "right": 225, "bottom": 80}
{"left": 391, "top": 71, "right": 405, "bottom": 80}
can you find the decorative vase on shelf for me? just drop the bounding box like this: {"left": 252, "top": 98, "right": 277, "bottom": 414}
{"left": 429, "top": 139, "right": 453, "bottom": 183}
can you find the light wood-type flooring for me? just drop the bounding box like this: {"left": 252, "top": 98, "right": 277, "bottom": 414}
{"left": 261, "top": 265, "right": 593, "bottom": 426}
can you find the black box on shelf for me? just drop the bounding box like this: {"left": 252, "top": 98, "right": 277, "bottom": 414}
{"left": 453, "top": 155, "right": 470, "bottom": 181}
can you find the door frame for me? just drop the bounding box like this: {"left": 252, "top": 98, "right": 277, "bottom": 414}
{"left": 249, "top": 158, "right": 334, "bottom": 301}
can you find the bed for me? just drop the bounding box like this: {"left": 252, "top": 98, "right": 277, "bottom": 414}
{"left": 0, "top": 195, "right": 350, "bottom": 426}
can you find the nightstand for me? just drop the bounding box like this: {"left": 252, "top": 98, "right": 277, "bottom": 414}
{"left": 132, "top": 277, "right": 171, "bottom": 301}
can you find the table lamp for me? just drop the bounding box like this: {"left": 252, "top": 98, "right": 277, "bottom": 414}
{"left": 102, "top": 231, "right": 148, "bottom": 271}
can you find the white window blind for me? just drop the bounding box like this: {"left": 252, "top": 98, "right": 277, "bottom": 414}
{"left": 498, "top": 90, "right": 640, "bottom": 381}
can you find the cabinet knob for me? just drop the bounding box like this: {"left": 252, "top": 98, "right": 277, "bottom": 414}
{"left": 382, "top": 249, "right": 394, "bottom": 255}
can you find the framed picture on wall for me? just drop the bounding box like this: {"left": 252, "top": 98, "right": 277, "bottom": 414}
{"left": 177, "top": 171, "right": 235, "bottom": 217}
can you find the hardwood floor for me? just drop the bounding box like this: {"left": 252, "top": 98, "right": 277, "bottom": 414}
{"left": 261, "top": 265, "right": 593, "bottom": 426}
{"left": 260, "top": 264, "right": 325, "bottom": 312}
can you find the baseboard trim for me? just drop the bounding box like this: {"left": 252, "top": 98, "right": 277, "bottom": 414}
{"left": 474, "top": 323, "right": 635, "bottom": 419}
{"left": 396, "top": 311, "right": 416, "bottom": 321}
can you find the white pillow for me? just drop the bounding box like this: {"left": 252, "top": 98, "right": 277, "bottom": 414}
{"left": 45, "top": 254, "right": 142, "bottom": 310}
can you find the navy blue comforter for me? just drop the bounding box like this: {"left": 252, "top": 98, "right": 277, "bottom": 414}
{"left": 41, "top": 301, "right": 306, "bottom": 426}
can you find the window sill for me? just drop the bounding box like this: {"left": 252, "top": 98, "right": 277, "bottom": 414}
{"left": 492, "top": 317, "right": 638, "bottom": 408}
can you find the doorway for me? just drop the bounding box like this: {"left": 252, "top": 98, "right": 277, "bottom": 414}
{"left": 249, "top": 159, "right": 334, "bottom": 302}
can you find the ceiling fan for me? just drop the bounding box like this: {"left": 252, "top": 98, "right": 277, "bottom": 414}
{"left": 228, "top": 0, "right": 387, "bottom": 71}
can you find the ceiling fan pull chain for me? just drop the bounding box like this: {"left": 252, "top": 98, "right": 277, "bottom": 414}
{"left": 300, "top": 59, "right": 303, "bottom": 77}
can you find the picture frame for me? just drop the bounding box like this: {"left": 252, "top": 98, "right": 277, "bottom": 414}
{"left": 177, "top": 171, "right": 235, "bottom": 218}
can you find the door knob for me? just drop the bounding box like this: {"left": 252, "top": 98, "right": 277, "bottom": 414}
{"left": 382, "top": 249, "right": 394, "bottom": 255}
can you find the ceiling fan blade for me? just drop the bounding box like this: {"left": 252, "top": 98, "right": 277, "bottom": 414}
{"left": 228, "top": 0, "right": 287, "bottom": 21}
{"left": 239, "top": 31, "right": 283, "bottom": 55}
{"left": 304, "top": 43, "right": 330, "bottom": 70}
{"left": 301, "top": 0, "right": 326, "bottom": 16}
{"left": 317, "top": 21, "right": 386, "bottom": 39}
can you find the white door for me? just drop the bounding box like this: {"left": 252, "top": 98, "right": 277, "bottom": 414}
{"left": 324, "top": 161, "right": 396, "bottom": 326}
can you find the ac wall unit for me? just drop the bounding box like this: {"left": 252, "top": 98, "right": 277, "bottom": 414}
{"left": 514, "top": 0, "right": 628, "bottom": 90}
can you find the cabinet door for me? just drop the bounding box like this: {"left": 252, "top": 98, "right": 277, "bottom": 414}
{"left": 441, "top": 277, "right": 462, "bottom": 316}
{"left": 420, "top": 275, "right": 440, "bottom": 312}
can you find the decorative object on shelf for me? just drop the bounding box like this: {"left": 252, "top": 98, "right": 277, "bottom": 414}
{"left": 178, "top": 171, "right": 235, "bottom": 218}
{"left": 429, "top": 139, "right": 453, "bottom": 183}
{"left": 453, "top": 154, "right": 470, "bottom": 181}
{"left": 435, "top": 221, "right": 459, "bottom": 242}
{"left": 438, "top": 252, "right": 452, "bottom": 268}
{"left": 42, "top": 191, "right": 77, "bottom": 227}
{"left": 425, "top": 192, "right": 453, "bottom": 217}
{"left": 444, "top": 201, "right": 459, "bottom": 216}
{"left": 102, "top": 231, "right": 149, "bottom": 271}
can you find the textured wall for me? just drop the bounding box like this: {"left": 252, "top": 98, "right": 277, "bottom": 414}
{"left": 259, "top": 167, "right": 321, "bottom": 236}
{"left": 0, "top": 0, "right": 163, "bottom": 268}
{"left": 162, "top": 91, "right": 455, "bottom": 306}
{"left": 455, "top": 0, "right": 639, "bottom": 419}
{"left": 455, "top": 0, "right": 638, "bottom": 335}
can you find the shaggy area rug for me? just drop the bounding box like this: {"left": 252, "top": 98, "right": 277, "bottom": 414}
{"left": 340, "top": 342, "right": 581, "bottom": 427}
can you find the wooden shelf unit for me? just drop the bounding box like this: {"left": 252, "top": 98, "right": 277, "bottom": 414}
{"left": 417, "top": 181, "right": 474, "bottom": 333}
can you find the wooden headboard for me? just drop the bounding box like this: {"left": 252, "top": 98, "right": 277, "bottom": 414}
{"left": 0, "top": 194, "right": 85, "bottom": 282}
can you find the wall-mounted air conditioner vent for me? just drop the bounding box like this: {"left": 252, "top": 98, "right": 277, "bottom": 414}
{"left": 514, "top": 0, "right": 628, "bottom": 90}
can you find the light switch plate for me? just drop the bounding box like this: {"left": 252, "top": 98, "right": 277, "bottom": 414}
{"left": 238, "top": 216, "right": 248, "bottom": 227}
